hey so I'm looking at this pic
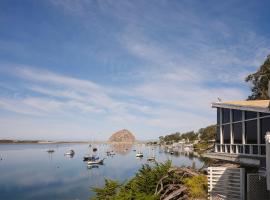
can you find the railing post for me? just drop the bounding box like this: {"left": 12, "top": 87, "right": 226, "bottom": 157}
{"left": 265, "top": 132, "right": 270, "bottom": 191}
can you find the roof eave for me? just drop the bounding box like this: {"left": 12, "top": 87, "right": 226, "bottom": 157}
{"left": 211, "top": 102, "right": 270, "bottom": 113}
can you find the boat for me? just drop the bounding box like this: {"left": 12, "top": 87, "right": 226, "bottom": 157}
{"left": 87, "top": 158, "right": 105, "bottom": 165}
{"left": 147, "top": 157, "right": 155, "bottom": 161}
{"left": 106, "top": 151, "right": 115, "bottom": 156}
{"left": 83, "top": 155, "right": 99, "bottom": 161}
{"left": 47, "top": 149, "right": 54, "bottom": 153}
{"left": 87, "top": 165, "right": 99, "bottom": 169}
{"left": 65, "top": 149, "right": 75, "bottom": 156}
{"left": 147, "top": 148, "right": 155, "bottom": 161}
{"left": 136, "top": 145, "right": 143, "bottom": 157}
{"left": 136, "top": 152, "right": 143, "bottom": 157}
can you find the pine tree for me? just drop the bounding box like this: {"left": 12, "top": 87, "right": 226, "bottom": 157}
{"left": 245, "top": 55, "right": 270, "bottom": 100}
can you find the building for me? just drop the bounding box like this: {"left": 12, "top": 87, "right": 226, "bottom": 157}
{"left": 205, "top": 100, "right": 270, "bottom": 199}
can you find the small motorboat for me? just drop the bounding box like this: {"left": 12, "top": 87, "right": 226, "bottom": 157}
{"left": 147, "top": 157, "right": 155, "bottom": 162}
{"left": 47, "top": 149, "right": 54, "bottom": 153}
{"left": 87, "top": 158, "right": 105, "bottom": 165}
{"left": 65, "top": 149, "right": 75, "bottom": 156}
{"left": 83, "top": 155, "right": 99, "bottom": 162}
{"left": 106, "top": 151, "right": 115, "bottom": 156}
{"left": 136, "top": 152, "right": 143, "bottom": 157}
{"left": 87, "top": 165, "right": 99, "bottom": 169}
{"left": 147, "top": 148, "right": 155, "bottom": 161}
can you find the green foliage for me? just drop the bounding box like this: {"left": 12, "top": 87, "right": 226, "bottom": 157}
{"left": 245, "top": 55, "right": 270, "bottom": 100}
{"left": 183, "top": 175, "right": 208, "bottom": 199}
{"left": 91, "top": 179, "right": 120, "bottom": 200}
{"left": 160, "top": 125, "right": 216, "bottom": 144}
{"left": 159, "top": 131, "right": 198, "bottom": 143}
{"left": 91, "top": 161, "right": 172, "bottom": 200}
{"left": 198, "top": 125, "right": 216, "bottom": 142}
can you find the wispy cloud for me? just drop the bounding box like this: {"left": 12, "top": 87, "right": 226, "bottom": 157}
{"left": 0, "top": 0, "right": 269, "bottom": 140}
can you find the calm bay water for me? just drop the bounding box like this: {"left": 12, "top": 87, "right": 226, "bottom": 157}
{"left": 0, "top": 143, "right": 205, "bottom": 200}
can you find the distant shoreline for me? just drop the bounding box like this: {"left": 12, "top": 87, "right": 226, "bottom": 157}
{"left": 0, "top": 139, "right": 150, "bottom": 144}
{"left": 0, "top": 139, "right": 100, "bottom": 144}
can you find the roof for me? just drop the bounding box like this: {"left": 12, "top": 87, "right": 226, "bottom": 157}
{"left": 212, "top": 100, "right": 270, "bottom": 113}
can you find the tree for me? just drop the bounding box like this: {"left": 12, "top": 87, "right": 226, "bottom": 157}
{"left": 91, "top": 179, "right": 120, "bottom": 200}
{"left": 245, "top": 55, "right": 270, "bottom": 100}
{"left": 198, "top": 125, "right": 216, "bottom": 142}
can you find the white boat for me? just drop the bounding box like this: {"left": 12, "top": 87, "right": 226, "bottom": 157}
{"left": 136, "top": 152, "right": 143, "bottom": 157}
{"left": 65, "top": 149, "right": 75, "bottom": 155}
{"left": 87, "top": 158, "right": 104, "bottom": 165}
{"left": 147, "top": 148, "right": 155, "bottom": 161}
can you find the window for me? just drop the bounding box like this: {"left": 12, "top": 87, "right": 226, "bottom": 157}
{"left": 260, "top": 117, "right": 270, "bottom": 144}
{"left": 222, "top": 109, "right": 230, "bottom": 124}
{"left": 217, "top": 108, "right": 220, "bottom": 124}
{"left": 222, "top": 124, "right": 230, "bottom": 144}
{"left": 233, "top": 122, "right": 242, "bottom": 144}
{"left": 245, "top": 120, "right": 257, "bottom": 144}
{"left": 260, "top": 112, "right": 270, "bottom": 117}
{"left": 261, "top": 146, "right": 266, "bottom": 155}
{"left": 232, "top": 109, "right": 242, "bottom": 122}
{"left": 216, "top": 126, "right": 220, "bottom": 143}
{"left": 245, "top": 111, "right": 257, "bottom": 120}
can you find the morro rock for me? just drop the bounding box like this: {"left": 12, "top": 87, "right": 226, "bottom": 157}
{"left": 108, "top": 129, "right": 136, "bottom": 143}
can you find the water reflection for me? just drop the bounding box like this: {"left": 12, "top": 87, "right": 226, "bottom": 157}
{"left": 0, "top": 143, "right": 205, "bottom": 200}
{"left": 110, "top": 143, "right": 133, "bottom": 155}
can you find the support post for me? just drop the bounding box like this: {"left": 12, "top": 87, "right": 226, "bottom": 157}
{"left": 265, "top": 132, "right": 270, "bottom": 191}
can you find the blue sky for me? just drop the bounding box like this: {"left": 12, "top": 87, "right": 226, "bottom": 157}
{"left": 0, "top": 0, "right": 270, "bottom": 140}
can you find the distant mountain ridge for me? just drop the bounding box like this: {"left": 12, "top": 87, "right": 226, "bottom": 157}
{"left": 108, "top": 129, "right": 136, "bottom": 143}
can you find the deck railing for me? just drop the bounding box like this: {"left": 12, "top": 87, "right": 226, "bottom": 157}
{"left": 215, "top": 144, "right": 266, "bottom": 156}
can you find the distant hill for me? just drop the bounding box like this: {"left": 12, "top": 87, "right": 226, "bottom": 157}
{"left": 108, "top": 129, "right": 136, "bottom": 143}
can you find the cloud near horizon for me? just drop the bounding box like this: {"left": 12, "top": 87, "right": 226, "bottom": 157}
{"left": 0, "top": 0, "right": 269, "bottom": 140}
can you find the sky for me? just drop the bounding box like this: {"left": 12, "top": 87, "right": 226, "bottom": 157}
{"left": 0, "top": 0, "right": 270, "bottom": 141}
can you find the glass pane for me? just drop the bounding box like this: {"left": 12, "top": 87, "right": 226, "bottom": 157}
{"left": 261, "top": 117, "right": 270, "bottom": 144}
{"left": 222, "top": 124, "right": 230, "bottom": 144}
{"left": 232, "top": 109, "right": 242, "bottom": 122}
{"left": 245, "top": 120, "right": 257, "bottom": 144}
{"left": 222, "top": 109, "right": 230, "bottom": 124}
{"left": 245, "top": 111, "right": 257, "bottom": 120}
{"left": 233, "top": 122, "right": 242, "bottom": 144}
{"left": 216, "top": 126, "right": 220, "bottom": 143}
{"left": 217, "top": 108, "right": 220, "bottom": 124}
{"left": 261, "top": 146, "right": 266, "bottom": 155}
{"left": 260, "top": 112, "right": 270, "bottom": 117}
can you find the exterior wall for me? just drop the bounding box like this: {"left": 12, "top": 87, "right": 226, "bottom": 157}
{"left": 215, "top": 108, "right": 270, "bottom": 157}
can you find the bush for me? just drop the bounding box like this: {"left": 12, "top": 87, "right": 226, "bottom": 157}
{"left": 183, "top": 175, "right": 207, "bottom": 199}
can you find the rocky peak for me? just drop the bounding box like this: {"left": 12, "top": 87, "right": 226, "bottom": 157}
{"left": 108, "top": 129, "right": 136, "bottom": 143}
